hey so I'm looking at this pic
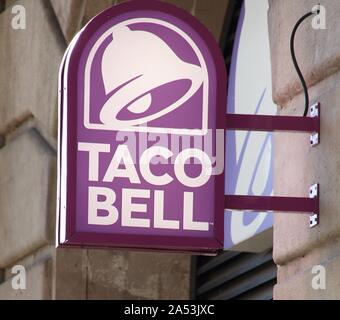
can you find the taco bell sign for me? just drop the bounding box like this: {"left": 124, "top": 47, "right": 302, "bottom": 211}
{"left": 57, "top": 0, "right": 226, "bottom": 253}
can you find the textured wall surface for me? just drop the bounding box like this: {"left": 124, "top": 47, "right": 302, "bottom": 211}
{"left": 268, "top": 0, "right": 340, "bottom": 299}
{"left": 0, "top": 0, "right": 228, "bottom": 299}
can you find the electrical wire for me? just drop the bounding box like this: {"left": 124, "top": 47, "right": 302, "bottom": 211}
{"left": 290, "top": 9, "right": 319, "bottom": 117}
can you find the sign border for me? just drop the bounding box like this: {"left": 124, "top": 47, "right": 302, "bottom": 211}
{"left": 57, "top": 0, "right": 227, "bottom": 253}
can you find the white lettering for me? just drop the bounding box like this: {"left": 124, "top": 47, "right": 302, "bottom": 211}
{"left": 154, "top": 190, "right": 180, "bottom": 229}
{"left": 104, "top": 145, "right": 140, "bottom": 184}
{"left": 183, "top": 192, "right": 209, "bottom": 231}
{"left": 175, "top": 149, "right": 212, "bottom": 188}
{"left": 88, "top": 187, "right": 118, "bottom": 225}
{"left": 140, "top": 147, "right": 173, "bottom": 186}
{"left": 78, "top": 142, "right": 110, "bottom": 181}
{"left": 122, "top": 188, "right": 150, "bottom": 228}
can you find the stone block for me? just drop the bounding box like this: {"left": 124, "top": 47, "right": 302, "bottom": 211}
{"left": 273, "top": 71, "right": 340, "bottom": 265}
{"left": 86, "top": 250, "right": 191, "bottom": 300}
{"left": 268, "top": 0, "right": 340, "bottom": 106}
{"left": 82, "top": 0, "right": 114, "bottom": 26}
{"left": 274, "top": 237, "right": 340, "bottom": 300}
{"left": 54, "top": 248, "right": 87, "bottom": 300}
{"left": 50, "top": 0, "right": 86, "bottom": 43}
{"left": 0, "top": 0, "right": 64, "bottom": 138}
{"left": 0, "top": 258, "right": 52, "bottom": 300}
{"left": 0, "top": 130, "right": 56, "bottom": 268}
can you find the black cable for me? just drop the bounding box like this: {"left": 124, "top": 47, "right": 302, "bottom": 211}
{"left": 290, "top": 9, "right": 319, "bottom": 117}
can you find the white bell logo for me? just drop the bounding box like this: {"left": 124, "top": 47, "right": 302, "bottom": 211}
{"left": 100, "top": 26, "right": 204, "bottom": 129}
{"left": 83, "top": 18, "right": 210, "bottom": 135}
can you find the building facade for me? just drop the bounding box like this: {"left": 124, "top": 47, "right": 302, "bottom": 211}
{"left": 269, "top": 0, "right": 340, "bottom": 299}
{"left": 0, "top": 0, "right": 339, "bottom": 300}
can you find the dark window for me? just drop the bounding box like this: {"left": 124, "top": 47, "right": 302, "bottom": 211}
{"left": 0, "top": 1, "right": 5, "bottom": 14}
{"left": 192, "top": 250, "right": 276, "bottom": 300}
{"left": 220, "top": 0, "right": 244, "bottom": 73}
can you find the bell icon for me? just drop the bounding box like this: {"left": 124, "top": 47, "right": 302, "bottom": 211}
{"left": 99, "top": 25, "right": 204, "bottom": 129}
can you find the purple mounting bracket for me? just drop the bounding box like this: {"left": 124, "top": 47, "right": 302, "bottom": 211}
{"left": 225, "top": 102, "right": 320, "bottom": 146}
{"left": 224, "top": 103, "right": 321, "bottom": 227}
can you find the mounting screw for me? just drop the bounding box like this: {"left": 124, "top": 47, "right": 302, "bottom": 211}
{"left": 310, "top": 214, "right": 319, "bottom": 228}
{"left": 309, "top": 184, "right": 319, "bottom": 228}
{"left": 310, "top": 133, "right": 319, "bottom": 146}
{"left": 310, "top": 103, "right": 319, "bottom": 118}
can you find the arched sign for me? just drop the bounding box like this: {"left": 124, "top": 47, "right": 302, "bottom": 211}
{"left": 57, "top": 0, "right": 227, "bottom": 253}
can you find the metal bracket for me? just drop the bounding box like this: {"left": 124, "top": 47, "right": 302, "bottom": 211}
{"left": 224, "top": 105, "right": 321, "bottom": 228}
{"left": 310, "top": 103, "right": 320, "bottom": 147}
{"left": 225, "top": 184, "right": 320, "bottom": 227}
{"left": 225, "top": 103, "right": 321, "bottom": 143}
{"left": 225, "top": 187, "right": 318, "bottom": 214}
{"left": 309, "top": 184, "right": 319, "bottom": 228}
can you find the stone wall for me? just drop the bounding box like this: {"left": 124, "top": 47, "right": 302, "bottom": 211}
{"left": 0, "top": 0, "right": 229, "bottom": 299}
{"left": 268, "top": 0, "right": 340, "bottom": 299}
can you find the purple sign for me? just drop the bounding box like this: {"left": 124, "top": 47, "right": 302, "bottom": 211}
{"left": 57, "top": 0, "right": 226, "bottom": 253}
